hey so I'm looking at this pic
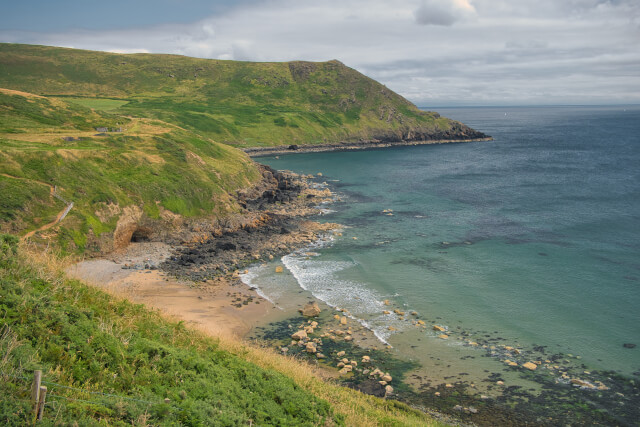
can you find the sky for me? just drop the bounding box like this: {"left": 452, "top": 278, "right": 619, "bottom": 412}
{"left": 1, "top": 0, "right": 639, "bottom": 106}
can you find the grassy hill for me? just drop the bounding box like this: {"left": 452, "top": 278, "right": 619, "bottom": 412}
{"left": 0, "top": 43, "right": 488, "bottom": 250}
{"left": 0, "top": 87, "right": 260, "bottom": 251}
{"left": 0, "top": 235, "right": 438, "bottom": 426}
{"left": 0, "top": 43, "right": 486, "bottom": 147}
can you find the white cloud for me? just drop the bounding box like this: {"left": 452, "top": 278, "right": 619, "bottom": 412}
{"left": 1, "top": 0, "right": 638, "bottom": 105}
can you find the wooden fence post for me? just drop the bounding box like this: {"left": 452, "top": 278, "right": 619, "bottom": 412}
{"left": 37, "top": 385, "right": 47, "bottom": 421}
{"left": 31, "top": 370, "right": 42, "bottom": 420}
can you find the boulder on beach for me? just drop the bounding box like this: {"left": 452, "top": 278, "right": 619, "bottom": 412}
{"left": 356, "top": 379, "right": 386, "bottom": 397}
{"left": 522, "top": 362, "right": 537, "bottom": 371}
{"left": 301, "top": 302, "right": 322, "bottom": 317}
{"left": 571, "top": 379, "right": 596, "bottom": 389}
{"left": 338, "top": 367, "right": 351, "bottom": 375}
{"left": 305, "top": 342, "right": 317, "bottom": 353}
{"left": 433, "top": 325, "right": 446, "bottom": 332}
{"left": 291, "top": 330, "right": 308, "bottom": 341}
{"left": 275, "top": 266, "right": 284, "bottom": 273}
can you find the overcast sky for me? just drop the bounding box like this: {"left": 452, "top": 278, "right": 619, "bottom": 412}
{"left": 1, "top": 0, "right": 639, "bottom": 106}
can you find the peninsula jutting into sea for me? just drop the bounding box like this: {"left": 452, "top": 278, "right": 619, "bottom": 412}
{"left": 1, "top": 43, "right": 638, "bottom": 426}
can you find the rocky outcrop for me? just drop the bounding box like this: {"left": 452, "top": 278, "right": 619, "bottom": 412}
{"left": 113, "top": 206, "right": 143, "bottom": 250}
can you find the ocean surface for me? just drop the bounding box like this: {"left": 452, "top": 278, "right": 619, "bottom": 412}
{"left": 244, "top": 105, "right": 640, "bottom": 420}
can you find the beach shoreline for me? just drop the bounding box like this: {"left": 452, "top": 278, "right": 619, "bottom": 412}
{"left": 66, "top": 243, "right": 277, "bottom": 339}
{"left": 64, "top": 161, "right": 638, "bottom": 427}
{"left": 67, "top": 168, "right": 343, "bottom": 341}
{"left": 243, "top": 137, "right": 493, "bottom": 157}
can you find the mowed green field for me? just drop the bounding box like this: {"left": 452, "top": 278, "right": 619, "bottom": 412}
{"left": 64, "top": 97, "right": 130, "bottom": 111}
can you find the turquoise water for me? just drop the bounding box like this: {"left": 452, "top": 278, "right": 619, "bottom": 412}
{"left": 251, "top": 106, "right": 640, "bottom": 390}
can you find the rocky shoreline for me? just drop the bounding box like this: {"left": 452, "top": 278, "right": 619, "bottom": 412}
{"left": 160, "top": 165, "right": 341, "bottom": 283}
{"left": 243, "top": 137, "right": 493, "bottom": 157}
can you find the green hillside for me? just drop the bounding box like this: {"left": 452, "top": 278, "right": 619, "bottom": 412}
{"left": 0, "top": 87, "right": 259, "bottom": 251}
{"left": 0, "top": 43, "right": 486, "bottom": 147}
{"left": 0, "top": 43, "right": 487, "bottom": 251}
{"left": 0, "top": 235, "right": 438, "bottom": 426}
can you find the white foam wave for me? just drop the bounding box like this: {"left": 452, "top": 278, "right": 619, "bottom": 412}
{"left": 281, "top": 253, "right": 411, "bottom": 345}
{"left": 239, "top": 267, "right": 280, "bottom": 307}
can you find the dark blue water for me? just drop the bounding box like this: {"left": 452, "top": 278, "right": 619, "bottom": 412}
{"left": 255, "top": 106, "right": 640, "bottom": 387}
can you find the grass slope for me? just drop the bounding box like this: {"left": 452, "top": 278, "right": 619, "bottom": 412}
{"left": 0, "top": 88, "right": 259, "bottom": 250}
{"left": 0, "top": 235, "right": 438, "bottom": 426}
{"left": 0, "top": 43, "right": 485, "bottom": 147}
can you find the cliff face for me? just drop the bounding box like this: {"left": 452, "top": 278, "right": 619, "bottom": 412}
{"left": 0, "top": 44, "right": 488, "bottom": 147}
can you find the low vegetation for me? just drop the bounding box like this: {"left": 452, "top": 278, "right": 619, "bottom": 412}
{"left": 0, "top": 235, "right": 437, "bottom": 425}
{"left": 0, "top": 88, "right": 260, "bottom": 251}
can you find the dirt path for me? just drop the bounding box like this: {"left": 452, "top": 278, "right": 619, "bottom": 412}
{"left": 0, "top": 173, "right": 73, "bottom": 240}
{"left": 21, "top": 205, "right": 70, "bottom": 240}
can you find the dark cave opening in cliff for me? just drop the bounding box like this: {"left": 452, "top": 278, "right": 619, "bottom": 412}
{"left": 130, "top": 227, "right": 152, "bottom": 243}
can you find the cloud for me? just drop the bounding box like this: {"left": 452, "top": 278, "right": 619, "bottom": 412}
{"left": 1, "top": 0, "right": 638, "bottom": 105}
{"left": 414, "top": 0, "right": 475, "bottom": 26}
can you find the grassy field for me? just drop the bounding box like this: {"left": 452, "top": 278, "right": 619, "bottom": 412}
{"left": 0, "top": 235, "right": 439, "bottom": 426}
{"left": 0, "top": 43, "right": 484, "bottom": 147}
{"left": 64, "top": 97, "right": 130, "bottom": 111}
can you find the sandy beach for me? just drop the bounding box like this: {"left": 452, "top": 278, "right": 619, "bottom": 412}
{"left": 67, "top": 242, "right": 276, "bottom": 339}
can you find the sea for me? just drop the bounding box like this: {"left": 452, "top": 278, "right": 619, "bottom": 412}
{"left": 243, "top": 105, "right": 640, "bottom": 424}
